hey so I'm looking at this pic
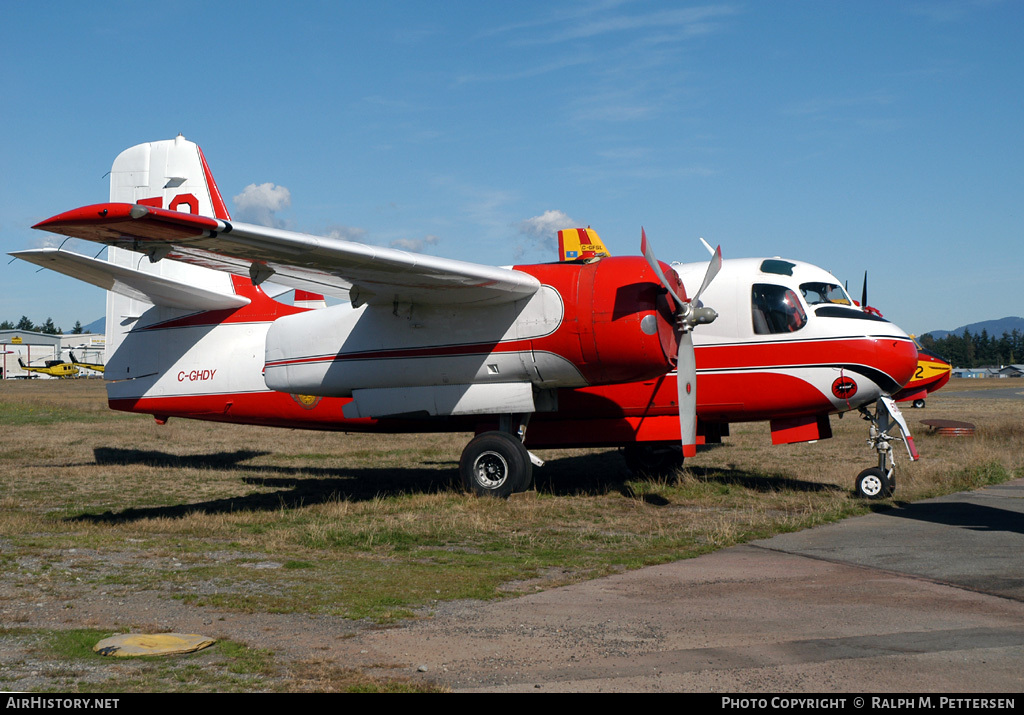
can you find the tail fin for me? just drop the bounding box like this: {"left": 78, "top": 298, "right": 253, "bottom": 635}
{"left": 557, "top": 228, "right": 611, "bottom": 261}
{"left": 109, "top": 134, "right": 230, "bottom": 219}
{"left": 105, "top": 136, "right": 239, "bottom": 363}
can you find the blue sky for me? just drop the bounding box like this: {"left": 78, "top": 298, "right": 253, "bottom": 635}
{"left": 2, "top": 0, "right": 1021, "bottom": 335}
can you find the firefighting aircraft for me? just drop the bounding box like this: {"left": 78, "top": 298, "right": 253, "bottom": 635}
{"left": 14, "top": 137, "right": 918, "bottom": 500}
{"left": 556, "top": 229, "right": 920, "bottom": 499}
{"left": 12, "top": 136, "right": 721, "bottom": 498}
{"left": 17, "top": 356, "right": 79, "bottom": 379}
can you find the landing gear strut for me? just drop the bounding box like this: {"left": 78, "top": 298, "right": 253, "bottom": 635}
{"left": 856, "top": 396, "right": 918, "bottom": 499}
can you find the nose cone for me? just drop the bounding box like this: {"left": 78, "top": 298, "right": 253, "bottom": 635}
{"left": 877, "top": 332, "right": 919, "bottom": 394}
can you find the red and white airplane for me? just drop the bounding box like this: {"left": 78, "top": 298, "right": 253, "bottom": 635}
{"left": 14, "top": 137, "right": 918, "bottom": 500}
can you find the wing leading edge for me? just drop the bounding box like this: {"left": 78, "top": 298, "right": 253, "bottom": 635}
{"left": 31, "top": 203, "right": 541, "bottom": 307}
{"left": 10, "top": 247, "right": 250, "bottom": 311}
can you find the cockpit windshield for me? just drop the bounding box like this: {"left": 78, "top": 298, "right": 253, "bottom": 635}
{"left": 800, "top": 282, "right": 851, "bottom": 306}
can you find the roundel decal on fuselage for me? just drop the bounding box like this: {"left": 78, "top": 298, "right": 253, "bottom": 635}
{"left": 831, "top": 376, "right": 858, "bottom": 400}
{"left": 291, "top": 393, "right": 322, "bottom": 409}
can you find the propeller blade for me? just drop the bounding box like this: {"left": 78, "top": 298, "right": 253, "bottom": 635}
{"left": 639, "top": 227, "right": 710, "bottom": 459}
{"left": 677, "top": 330, "right": 698, "bottom": 457}
{"left": 691, "top": 243, "right": 722, "bottom": 305}
{"left": 640, "top": 227, "right": 686, "bottom": 309}
{"left": 861, "top": 270, "right": 868, "bottom": 309}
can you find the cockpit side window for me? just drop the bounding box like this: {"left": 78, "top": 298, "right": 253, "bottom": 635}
{"left": 752, "top": 284, "right": 808, "bottom": 334}
{"left": 800, "top": 281, "right": 851, "bottom": 306}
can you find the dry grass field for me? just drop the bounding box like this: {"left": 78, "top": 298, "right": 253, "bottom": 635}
{"left": 1, "top": 377, "right": 1021, "bottom": 691}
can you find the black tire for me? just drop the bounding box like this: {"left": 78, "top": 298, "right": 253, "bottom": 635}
{"left": 622, "top": 444, "right": 685, "bottom": 479}
{"left": 912, "top": 399, "right": 926, "bottom": 409}
{"left": 855, "top": 467, "right": 893, "bottom": 499}
{"left": 460, "top": 431, "right": 532, "bottom": 497}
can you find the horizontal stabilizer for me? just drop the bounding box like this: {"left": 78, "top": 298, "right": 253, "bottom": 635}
{"left": 10, "top": 248, "right": 250, "bottom": 311}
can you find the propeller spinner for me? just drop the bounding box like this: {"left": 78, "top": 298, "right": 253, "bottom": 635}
{"left": 640, "top": 228, "right": 721, "bottom": 457}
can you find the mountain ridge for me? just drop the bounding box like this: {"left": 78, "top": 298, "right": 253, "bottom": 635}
{"left": 923, "top": 316, "right": 1024, "bottom": 341}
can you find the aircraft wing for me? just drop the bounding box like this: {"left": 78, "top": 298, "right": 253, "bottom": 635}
{"left": 10, "top": 247, "right": 250, "bottom": 311}
{"left": 31, "top": 203, "right": 541, "bottom": 307}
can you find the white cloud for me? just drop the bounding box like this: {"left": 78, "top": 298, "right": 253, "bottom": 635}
{"left": 517, "top": 209, "right": 578, "bottom": 239}
{"left": 232, "top": 183, "right": 292, "bottom": 228}
{"left": 514, "top": 209, "right": 579, "bottom": 260}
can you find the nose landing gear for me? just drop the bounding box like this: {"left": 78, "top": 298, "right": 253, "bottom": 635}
{"left": 856, "top": 396, "right": 919, "bottom": 500}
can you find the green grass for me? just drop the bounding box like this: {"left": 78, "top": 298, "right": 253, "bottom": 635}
{"left": 1, "top": 378, "right": 1022, "bottom": 691}
{"left": 0, "top": 401, "right": 113, "bottom": 425}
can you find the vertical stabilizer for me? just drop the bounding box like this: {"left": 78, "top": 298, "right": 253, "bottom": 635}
{"left": 557, "top": 228, "right": 611, "bottom": 261}
{"left": 109, "top": 134, "right": 230, "bottom": 219}
{"left": 105, "top": 136, "right": 239, "bottom": 363}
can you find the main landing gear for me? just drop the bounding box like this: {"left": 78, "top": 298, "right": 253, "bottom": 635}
{"left": 460, "top": 414, "right": 543, "bottom": 498}
{"left": 856, "top": 396, "right": 918, "bottom": 500}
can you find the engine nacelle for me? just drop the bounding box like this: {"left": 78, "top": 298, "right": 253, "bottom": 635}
{"left": 520, "top": 256, "right": 681, "bottom": 385}
{"left": 263, "top": 256, "right": 682, "bottom": 402}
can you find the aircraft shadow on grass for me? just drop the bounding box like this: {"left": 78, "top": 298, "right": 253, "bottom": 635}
{"left": 72, "top": 446, "right": 842, "bottom": 523}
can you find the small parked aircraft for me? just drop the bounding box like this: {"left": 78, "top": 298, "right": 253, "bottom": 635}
{"left": 892, "top": 341, "right": 952, "bottom": 408}
{"left": 555, "top": 229, "right": 921, "bottom": 499}
{"left": 13, "top": 137, "right": 918, "bottom": 500}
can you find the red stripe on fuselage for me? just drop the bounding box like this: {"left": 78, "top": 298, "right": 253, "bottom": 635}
{"left": 695, "top": 335, "right": 914, "bottom": 373}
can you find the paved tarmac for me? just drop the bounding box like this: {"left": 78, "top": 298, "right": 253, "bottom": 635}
{"left": 945, "top": 387, "right": 1024, "bottom": 401}
{"left": 351, "top": 479, "right": 1024, "bottom": 692}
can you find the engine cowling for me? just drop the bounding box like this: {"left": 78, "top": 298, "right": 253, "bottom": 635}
{"left": 518, "top": 256, "right": 682, "bottom": 386}
{"left": 263, "top": 256, "right": 683, "bottom": 399}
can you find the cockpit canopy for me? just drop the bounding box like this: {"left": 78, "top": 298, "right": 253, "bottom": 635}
{"left": 752, "top": 284, "right": 807, "bottom": 334}
{"left": 800, "top": 281, "right": 851, "bottom": 306}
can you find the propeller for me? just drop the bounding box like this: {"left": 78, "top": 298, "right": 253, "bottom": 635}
{"left": 640, "top": 228, "right": 721, "bottom": 457}
{"left": 858, "top": 270, "right": 884, "bottom": 317}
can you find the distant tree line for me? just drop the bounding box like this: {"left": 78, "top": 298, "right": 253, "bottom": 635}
{"left": 919, "top": 329, "right": 1023, "bottom": 368}
{"left": 0, "top": 317, "right": 83, "bottom": 335}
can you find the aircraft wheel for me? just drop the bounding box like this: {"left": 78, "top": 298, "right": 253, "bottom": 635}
{"left": 460, "top": 431, "right": 532, "bottom": 498}
{"left": 622, "top": 444, "right": 685, "bottom": 479}
{"left": 855, "top": 467, "right": 893, "bottom": 500}
{"left": 912, "top": 399, "right": 926, "bottom": 408}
